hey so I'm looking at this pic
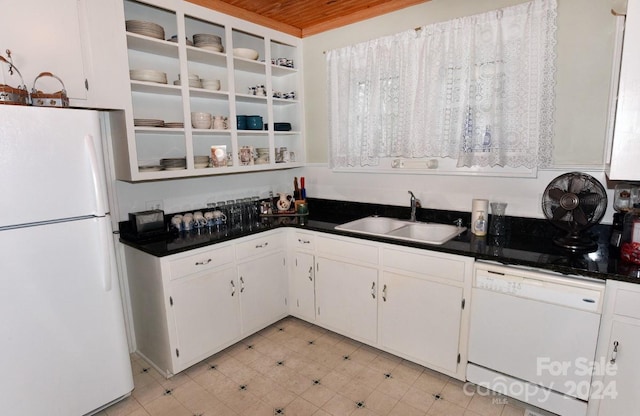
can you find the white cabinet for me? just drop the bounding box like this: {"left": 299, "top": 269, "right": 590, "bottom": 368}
{"left": 289, "top": 231, "right": 316, "bottom": 321}
{"left": 589, "top": 280, "right": 640, "bottom": 415}
{"left": 235, "top": 231, "right": 288, "bottom": 334}
{"left": 170, "top": 264, "right": 240, "bottom": 367}
{"left": 315, "top": 235, "right": 379, "bottom": 344}
{"left": 0, "top": 0, "right": 129, "bottom": 109}
{"left": 123, "top": 242, "right": 239, "bottom": 376}
{"left": 291, "top": 251, "right": 316, "bottom": 321}
{"left": 112, "top": 0, "right": 304, "bottom": 181}
{"left": 608, "top": 0, "right": 640, "bottom": 180}
{"left": 123, "top": 230, "right": 288, "bottom": 377}
{"left": 316, "top": 256, "right": 378, "bottom": 344}
{"left": 379, "top": 246, "right": 471, "bottom": 379}
{"left": 237, "top": 250, "right": 288, "bottom": 334}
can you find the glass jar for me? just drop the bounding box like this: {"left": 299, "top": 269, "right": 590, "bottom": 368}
{"left": 620, "top": 203, "right": 640, "bottom": 264}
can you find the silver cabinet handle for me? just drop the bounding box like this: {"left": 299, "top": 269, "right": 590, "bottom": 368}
{"left": 240, "top": 276, "right": 245, "bottom": 293}
{"left": 255, "top": 242, "right": 269, "bottom": 248}
{"left": 195, "top": 258, "right": 212, "bottom": 266}
{"left": 371, "top": 282, "right": 376, "bottom": 299}
{"left": 230, "top": 280, "right": 236, "bottom": 296}
{"left": 610, "top": 341, "right": 619, "bottom": 364}
{"left": 382, "top": 284, "right": 387, "bottom": 302}
{"left": 308, "top": 266, "right": 313, "bottom": 281}
{"left": 298, "top": 238, "right": 310, "bottom": 244}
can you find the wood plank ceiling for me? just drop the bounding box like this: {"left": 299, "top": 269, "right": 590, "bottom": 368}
{"left": 187, "top": 0, "right": 431, "bottom": 37}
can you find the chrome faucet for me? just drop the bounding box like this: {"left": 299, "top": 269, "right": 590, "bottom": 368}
{"left": 408, "top": 191, "right": 420, "bottom": 222}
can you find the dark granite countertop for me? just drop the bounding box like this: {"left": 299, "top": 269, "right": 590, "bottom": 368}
{"left": 119, "top": 198, "right": 640, "bottom": 284}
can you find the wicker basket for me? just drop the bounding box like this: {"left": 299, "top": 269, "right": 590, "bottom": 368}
{"left": 31, "top": 72, "right": 69, "bottom": 107}
{"left": 0, "top": 56, "right": 29, "bottom": 105}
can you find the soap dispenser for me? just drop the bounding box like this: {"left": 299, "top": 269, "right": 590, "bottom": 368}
{"left": 471, "top": 198, "right": 489, "bottom": 236}
{"left": 474, "top": 211, "right": 487, "bottom": 236}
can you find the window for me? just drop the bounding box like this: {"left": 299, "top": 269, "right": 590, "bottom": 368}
{"left": 327, "top": 0, "right": 557, "bottom": 172}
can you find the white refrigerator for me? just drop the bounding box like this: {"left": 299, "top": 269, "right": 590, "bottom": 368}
{"left": 0, "top": 106, "right": 134, "bottom": 415}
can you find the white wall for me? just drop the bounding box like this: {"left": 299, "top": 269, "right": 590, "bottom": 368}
{"left": 299, "top": 0, "right": 619, "bottom": 223}
{"left": 114, "top": 168, "right": 304, "bottom": 221}
{"left": 303, "top": 0, "right": 617, "bottom": 165}
{"left": 115, "top": 0, "right": 619, "bottom": 225}
{"left": 300, "top": 165, "right": 615, "bottom": 223}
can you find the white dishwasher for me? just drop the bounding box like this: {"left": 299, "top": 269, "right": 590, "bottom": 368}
{"left": 467, "top": 261, "right": 605, "bottom": 416}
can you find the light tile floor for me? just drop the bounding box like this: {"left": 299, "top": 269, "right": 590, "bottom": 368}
{"left": 98, "top": 317, "right": 551, "bottom": 416}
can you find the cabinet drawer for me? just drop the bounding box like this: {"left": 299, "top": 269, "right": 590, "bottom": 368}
{"left": 316, "top": 234, "right": 378, "bottom": 264}
{"left": 613, "top": 285, "right": 640, "bottom": 319}
{"left": 235, "top": 232, "right": 284, "bottom": 260}
{"left": 292, "top": 231, "right": 315, "bottom": 250}
{"left": 382, "top": 247, "right": 467, "bottom": 283}
{"left": 169, "top": 245, "right": 235, "bottom": 280}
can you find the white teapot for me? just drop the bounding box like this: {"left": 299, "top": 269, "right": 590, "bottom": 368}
{"left": 276, "top": 192, "right": 293, "bottom": 211}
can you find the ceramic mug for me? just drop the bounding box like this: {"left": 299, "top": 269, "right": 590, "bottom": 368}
{"left": 213, "top": 116, "right": 227, "bottom": 130}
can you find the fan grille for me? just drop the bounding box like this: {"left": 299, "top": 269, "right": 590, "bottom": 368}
{"left": 541, "top": 172, "right": 607, "bottom": 251}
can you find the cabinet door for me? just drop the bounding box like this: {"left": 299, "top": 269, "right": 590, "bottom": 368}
{"left": 1, "top": 0, "right": 88, "bottom": 101}
{"left": 170, "top": 266, "right": 240, "bottom": 369}
{"left": 597, "top": 319, "right": 640, "bottom": 415}
{"left": 315, "top": 257, "right": 378, "bottom": 344}
{"left": 609, "top": 0, "right": 640, "bottom": 180}
{"left": 238, "top": 251, "right": 288, "bottom": 334}
{"left": 291, "top": 251, "right": 315, "bottom": 321}
{"left": 379, "top": 271, "right": 463, "bottom": 373}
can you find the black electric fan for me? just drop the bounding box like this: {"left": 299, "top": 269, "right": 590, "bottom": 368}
{"left": 541, "top": 172, "right": 608, "bottom": 251}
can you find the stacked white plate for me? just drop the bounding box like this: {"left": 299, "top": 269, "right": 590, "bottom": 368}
{"left": 168, "top": 35, "right": 194, "bottom": 46}
{"left": 134, "top": 118, "right": 164, "bottom": 127}
{"left": 201, "top": 79, "right": 220, "bottom": 91}
{"left": 138, "top": 164, "right": 163, "bottom": 172}
{"left": 130, "top": 69, "right": 168, "bottom": 84}
{"left": 173, "top": 78, "right": 202, "bottom": 88}
{"left": 126, "top": 20, "right": 165, "bottom": 40}
{"left": 160, "top": 158, "right": 187, "bottom": 170}
{"left": 194, "top": 33, "right": 223, "bottom": 52}
{"left": 194, "top": 155, "right": 210, "bottom": 169}
{"left": 163, "top": 122, "right": 184, "bottom": 128}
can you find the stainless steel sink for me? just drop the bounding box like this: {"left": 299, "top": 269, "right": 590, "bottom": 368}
{"left": 335, "top": 216, "right": 466, "bottom": 245}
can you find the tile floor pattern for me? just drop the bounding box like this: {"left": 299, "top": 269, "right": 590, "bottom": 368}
{"left": 98, "top": 317, "right": 547, "bottom": 416}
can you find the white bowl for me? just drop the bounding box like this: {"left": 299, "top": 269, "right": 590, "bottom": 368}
{"left": 191, "top": 111, "right": 212, "bottom": 120}
{"left": 233, "top": 48, "right": 259, "bottom": 60}
{"left": 201, "top": 79, "right": 221, "bottom": 91}
{"left": 192, "top": 120, "right": 212, "bottom": 129}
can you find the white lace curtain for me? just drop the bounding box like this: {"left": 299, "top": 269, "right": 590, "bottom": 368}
{"left": 327, "top": 0, "right": 557, "bottom": 169}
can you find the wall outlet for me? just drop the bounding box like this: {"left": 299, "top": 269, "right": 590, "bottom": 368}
{"left": 145, "top": 200, "right": 163, "bottom": 211}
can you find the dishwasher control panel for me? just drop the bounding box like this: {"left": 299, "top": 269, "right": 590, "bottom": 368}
{"left": 474, "top": 262, "right": 605, "bottom": 312}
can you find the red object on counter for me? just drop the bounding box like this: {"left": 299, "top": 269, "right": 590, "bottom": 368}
{"left": 621, "top": 242, "right": 640, "bottom": 265}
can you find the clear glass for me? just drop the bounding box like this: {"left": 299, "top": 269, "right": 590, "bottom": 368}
{"left": 489, "top": 202, "right": 508, "bottom": 236}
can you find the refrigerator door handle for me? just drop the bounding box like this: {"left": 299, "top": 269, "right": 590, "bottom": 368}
{"left": 85, "top": 134, "right": 108, "bottom": 216}
{"left": 97, "top": 218, "right": 114, "bottom": 292}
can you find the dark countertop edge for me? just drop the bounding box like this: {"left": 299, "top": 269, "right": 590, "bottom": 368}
{"left": 119, "top": 218, "right": 640, "bottom": 285}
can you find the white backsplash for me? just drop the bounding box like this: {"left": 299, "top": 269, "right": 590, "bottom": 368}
{"left": 301, "top": 165, "right": 616, "bottom": 224}
{"left": 114, "top": 168, "right": 304, "bottom": 221}
{"left": 114, "top": 165, "right": 615, "bottom": 225}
